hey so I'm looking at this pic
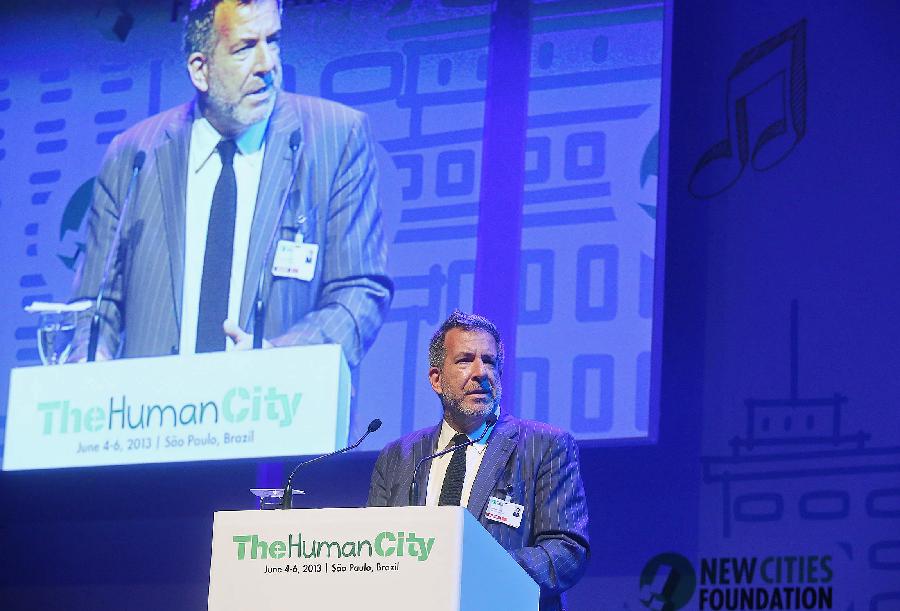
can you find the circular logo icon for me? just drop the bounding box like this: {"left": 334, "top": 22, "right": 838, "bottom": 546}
{"left": 639, "top": 552, "right": 697, "bottom": 611}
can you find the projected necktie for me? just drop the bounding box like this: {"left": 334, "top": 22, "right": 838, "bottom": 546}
{"left": 438, "top": 433, "right": 470, "bottom": 506}
{"left": 196, "top": 139, "right": 237, "bottom": 353}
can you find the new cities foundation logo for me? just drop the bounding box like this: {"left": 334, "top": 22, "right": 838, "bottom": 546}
{"left": 639, "top": 552, "right": 697, "bottom": 610}
{"left": 639, "top": 553, "right": 833, "bottom": 610}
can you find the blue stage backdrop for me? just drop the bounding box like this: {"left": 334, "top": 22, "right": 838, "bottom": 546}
{"left": 0, "top": 0, "right": 665, "bottom": 463}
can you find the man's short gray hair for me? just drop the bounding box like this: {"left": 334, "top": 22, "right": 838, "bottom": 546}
{"left": 183, "top": 0, "right": 282, "bottom": 57}
{"left": 428, "top": 310, "right": 505, "bottom": 375}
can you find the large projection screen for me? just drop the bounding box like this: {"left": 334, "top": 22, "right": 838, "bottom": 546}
{"left": 0, "top": 0, "right": 667, "bottom": 469}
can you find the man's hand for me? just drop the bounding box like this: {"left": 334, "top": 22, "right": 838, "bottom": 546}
{"left": 69, "top": 347, "right": 113, "bottom": 363}
{"left": 223, "top": 319, "right": 272, "bottom": 350}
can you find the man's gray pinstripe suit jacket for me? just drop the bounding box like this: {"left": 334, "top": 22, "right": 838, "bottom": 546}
{"left": 367, "top": 413, "right": 590, "bottom": 611}
{"left": 72, "top": 92, "right": 392, "bottom": 365}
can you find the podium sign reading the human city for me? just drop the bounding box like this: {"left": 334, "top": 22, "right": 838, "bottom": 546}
{"left": 2, "top": 345, "right": 350, "bottom": 470}
{"left": 208, "top": 507, "right": 539, "bottom": 611}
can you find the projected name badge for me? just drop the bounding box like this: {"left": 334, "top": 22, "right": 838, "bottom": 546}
{"left": 272, "top": 239, "right": 318, "bottom": 281}
{"left": 485, "top": 496, "right": 524, "bottom": 528}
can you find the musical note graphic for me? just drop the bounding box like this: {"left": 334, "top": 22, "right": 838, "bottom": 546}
{"left": 689, "top": 19, "right": 807, "bottom": 199}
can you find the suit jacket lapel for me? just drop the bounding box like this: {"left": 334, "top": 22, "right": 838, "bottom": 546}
{"left": 155, "top": 103, "right": 192, "bottom": 332}
{"left": 467, "top": 416, "right": 518, "bottom": 519}
{"left": 408, "top": 426, "right": 441, "bottom": 506}
{"left": 240, "top": 93, "right": 304, "bottom": 328}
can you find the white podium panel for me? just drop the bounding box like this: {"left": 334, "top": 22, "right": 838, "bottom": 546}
{"left": 3, "top": 345, "right": 350, "bottom": 470}
{"left": 208, "top": 507, "right": 539, "bottom": 611}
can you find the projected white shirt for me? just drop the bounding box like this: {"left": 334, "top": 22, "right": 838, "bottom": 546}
{"left": 181, "top": 117, "right": 267, "bottom": 354}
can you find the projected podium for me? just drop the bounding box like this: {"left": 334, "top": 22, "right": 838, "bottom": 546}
{"left": 2, "top": 345, "right": 350, "bottom": 470}
{"left": 207, "top": 506, "right": 539, "bottom": 611}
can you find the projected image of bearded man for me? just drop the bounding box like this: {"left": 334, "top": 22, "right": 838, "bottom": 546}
{"left": 71, "top": 0, "right": 392, "bottom": 374}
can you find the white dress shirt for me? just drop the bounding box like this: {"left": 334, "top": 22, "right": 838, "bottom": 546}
{"left": 425, "top": 411, "right": 498, "bottom": 507}
{"left": 180, "top": 117, "right": 268, "bottom": 354}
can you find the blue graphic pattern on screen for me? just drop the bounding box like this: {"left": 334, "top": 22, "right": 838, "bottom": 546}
{"left": 353, "top": 1, "right": 663, "bottom": 441}
{"left": 515, "top": 3, "right": 661, "bottom": 440}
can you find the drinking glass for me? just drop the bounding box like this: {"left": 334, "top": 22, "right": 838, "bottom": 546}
{"left": 37, "top": 311, "right": 77, "bottom": 365}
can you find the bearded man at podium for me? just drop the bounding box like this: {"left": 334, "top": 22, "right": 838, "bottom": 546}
{"left": 368, "top": 311, "right": 590, "bottom": 611}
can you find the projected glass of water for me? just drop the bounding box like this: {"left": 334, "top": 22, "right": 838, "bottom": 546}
{"left": 37, "top": 311, "right": 77, "bottom": 365}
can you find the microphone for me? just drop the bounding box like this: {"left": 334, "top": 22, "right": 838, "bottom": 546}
{"left": 252, "top": 128, "right": 302, "bottom": 349}
{"left": 87, "top": 151, "right": 146, "bottom": 362}
{"left": 408, "top": 413, "right": 498, "bottom": 506}
{"left": 281, "top": 417, "right": 382, "bottom": 509}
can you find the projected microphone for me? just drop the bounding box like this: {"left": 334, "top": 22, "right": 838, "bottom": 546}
{"left": 252, "top": 128, "right": 302, "bottom": 349}
{"left": 281, "top": 418, "right": 382, "bottom": 509}
{"left": 408, "top": 412, "right": 498, "bottom": 506}
{"left": 87, "top": 151, "right": 146, "bottom": 362}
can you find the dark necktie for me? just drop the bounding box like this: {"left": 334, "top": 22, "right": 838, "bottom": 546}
{"left": 196, "top": 139, "right": 237, "bottom": 353}
{"left": 438, "top": 433, "right": 470, "bottom": 506}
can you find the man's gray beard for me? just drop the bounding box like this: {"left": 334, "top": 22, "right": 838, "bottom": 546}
{"left": 440, "top": 383, "right": 502, "bottom": 418}
{"left": 207, "top": 83, "right": 278, "bottom": 131}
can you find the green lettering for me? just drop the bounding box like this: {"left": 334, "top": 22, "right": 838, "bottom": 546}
{"left": 146, "top": 404, "right": 177, "bottom": 428}
{"left": 290, "top": 392, "right": 302, "bottom": 423}
{"left": 420, "top": 537, "right": 435, "bottom": 562}
{"left": 251, "top": 534, "right": 267, "bottom": 559}
{"left": 252, "top": 386, "right": 262, "bottom": 421}
{"left": 265, "top": 387, "right": 290, "bottom": 427}
{"left": 374, "top": 531, "right": 395, "bottom": 557}
{"left": 269, "top": 540, "right": 286, "bottom": 559}
{"left": 357, "top": 539, "right": 373, "bottom": 557}
{"left": 179, "top": 403, "right": 198, "bottom": 426}
{"left": 287, "top": 533, "right": 302, "bottom": 558}
{"left": 316, "top": 541, "right": 341, "bottom": 558}
{"left": 233, "top": 535, "right": 252, "bottom": 560}
{"left": 37, "top": 401, "right": 62, "bottom": 434}
{"left": 223, "top": 387, "right": 250, "bottom": 423}
{"left": 85, "top": 407, "right": 104, "bottom": 432}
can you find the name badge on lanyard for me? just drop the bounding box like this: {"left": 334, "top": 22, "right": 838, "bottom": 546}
{"left": 485, "top": 496, "right": 524, "bottom": 528}
{"left": 272, "top": 234, "right": 318, "bottom": 282}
